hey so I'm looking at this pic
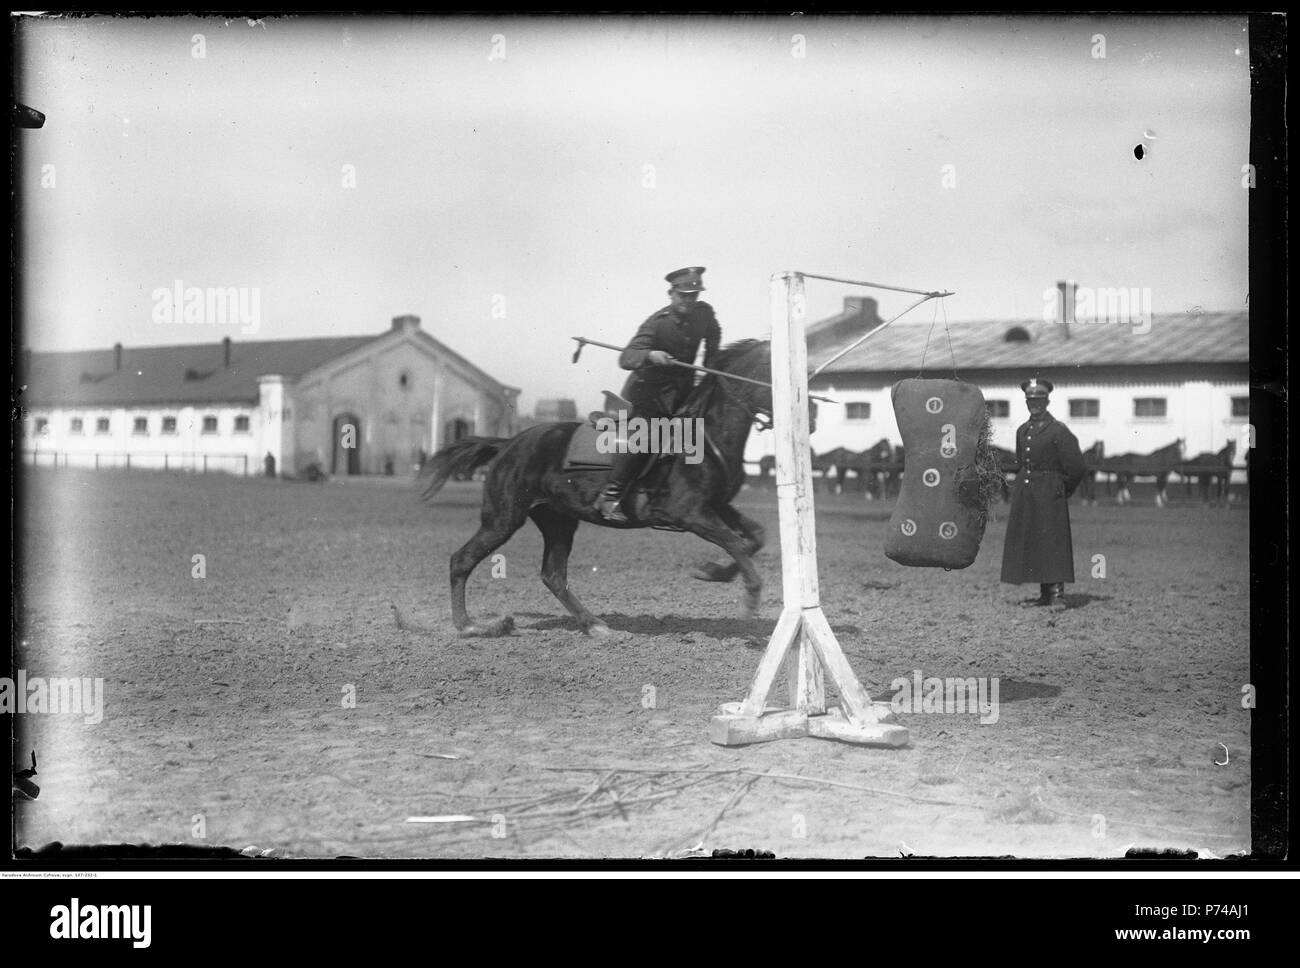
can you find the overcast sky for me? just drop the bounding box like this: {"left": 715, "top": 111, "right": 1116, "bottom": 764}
{"left": 17, "top": 14, "right": 1250, "bottom": 413}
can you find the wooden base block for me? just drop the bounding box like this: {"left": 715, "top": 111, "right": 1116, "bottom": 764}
{"left": 806, "top": 706, "right": 910, "bottom": 747}
{"left": 710, "top": 703, "right": 910, "bottom": 748}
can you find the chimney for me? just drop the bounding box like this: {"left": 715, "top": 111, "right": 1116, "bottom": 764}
{"left": 223, "top": 336, "right": 232, "bottom": 367}
{"left": 392, "top": 314, "right": 421, "bottom": 333}
{"left": 114, "top": 342, "right": 123, "bottom": 371}
{"left": 1056, "top": 280, "right": 1077, "bottom": 338}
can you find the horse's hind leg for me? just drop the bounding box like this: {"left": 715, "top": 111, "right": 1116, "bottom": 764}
{"left": 529, "top": 506, "right": 610, "bottom": 636}
{"left": 451, "top": 516, "right": 526, "bottom": 635}
{"left": 691, "top": 505, "right": 765, "bottom": 583}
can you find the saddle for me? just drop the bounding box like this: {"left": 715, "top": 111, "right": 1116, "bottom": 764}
{"left": 562, "top": 390, "right": 675, "bottom": 478}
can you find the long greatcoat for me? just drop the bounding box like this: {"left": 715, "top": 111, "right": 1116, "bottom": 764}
{"left": 1000, "top": 411, "right": 1086, "bottom": 584}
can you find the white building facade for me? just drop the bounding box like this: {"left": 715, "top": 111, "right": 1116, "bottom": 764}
{"left": 22, "top": 315, "right": 520, "bottom": 477}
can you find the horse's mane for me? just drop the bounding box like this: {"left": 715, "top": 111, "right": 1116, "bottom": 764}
{"left": 682, "top": 339, "right": 769, "bottom": 412}
{"left": 711, "top": 338, "right": 768, "bottom": 372}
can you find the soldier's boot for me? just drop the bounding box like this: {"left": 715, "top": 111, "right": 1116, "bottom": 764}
{"left": 1022, "top": 583, "right": 1053, "bottom": 607}
{"left": 594, "top": 481, "right": 629, "bottom": 524}
{"left": 1047, "top": 583, "right": 1067, "bottom": 609}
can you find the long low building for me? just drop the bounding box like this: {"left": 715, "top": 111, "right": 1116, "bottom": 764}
{"left": 746, "top": 291, "right": 1250, "bottom": 478}
{"left": 20, "top": 314, "right": 520, "bottom": 476}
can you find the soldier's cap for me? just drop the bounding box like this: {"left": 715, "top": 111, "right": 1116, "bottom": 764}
{"left": 665, "top": 267, "right": 706, "bottom": 293}
{"left": 1021, "top": 378, "right": 1053, "bottom": 398}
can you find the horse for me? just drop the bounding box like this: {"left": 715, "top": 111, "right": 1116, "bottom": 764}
{"left": 419, "top": 340, "right": 780, "bottom": 636}
{"left": 1178, "top": 439, "right": 1237, "bottom": 507}
{"left": 989, "top": 444, "right": 1018, "bottom": 503}
{"left": 1100, "top": 439, "right": 1184, "bottom": 507}
{"left": 811, "top": 446, "right": 858, "bottom": 494}
{"left": 1077, "top": 440, "right": 1105, "bottom": 506}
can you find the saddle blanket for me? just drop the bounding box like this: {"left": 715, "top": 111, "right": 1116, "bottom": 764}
{"left": 562, "top": 414, "right": 705, "bottom": 472}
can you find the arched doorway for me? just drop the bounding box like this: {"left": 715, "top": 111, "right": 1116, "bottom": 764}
{"left": 332, "top": 413, "right": 363, "bottom": 475}
{"left": 445, "top": 417, "right": 472, "bottom": 444}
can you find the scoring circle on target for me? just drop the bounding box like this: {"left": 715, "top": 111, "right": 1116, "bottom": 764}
{"left": 938, "top": 521, "right": 958, "bottom": 540}
{"left": 925, "top": 397, "right": 944, "bottom": 414}
{"left": 922, "top": 468, "right": 941, "bottom": 487}
{"left": 900, "top": 518, "right": 917, "bottom": 536}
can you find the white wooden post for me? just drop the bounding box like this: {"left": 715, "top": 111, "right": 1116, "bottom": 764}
{"left": 710, "top": 271, "right": 909, "bottom": 747}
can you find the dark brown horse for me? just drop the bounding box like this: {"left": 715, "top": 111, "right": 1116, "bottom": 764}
{"left": 420, "top": 340, "right": 777, "bottom": 636}
{"left": 1178, "top": 439, "right": 1237, "bottom": 506}
{"left": 1099, "top": 439, "right": 1184, "bottom": 506}
{"left": 1077, "top": 440, "right": 1105, "bottom": 505}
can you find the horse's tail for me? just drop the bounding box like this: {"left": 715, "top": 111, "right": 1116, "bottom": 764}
{"left": 419, "top": 436, "right": 507, "bottom": 500}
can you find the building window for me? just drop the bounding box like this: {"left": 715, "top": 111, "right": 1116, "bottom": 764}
{"left": 234, "top": 415, "right": 251, "bottom": 433}
{"left": 1230, "top": 396, "right": 1249, "bottom": 419}
{"left": 35, "top": 417, "right": 49, "bottom": 436}
{"left": 95, "top": 417, "right": 110, "bottom": 434}
{"left": 845, "top": 402, "right": 871, "bottom": 420}
{"left": 1069, "top": 399, "right": 1100, "bottom": 419}
{"left": 986, "top": 400, "right": 1010, "bottom": 418}
{"left": 1134, "top": 397, "right": 1167, "bottom": 418}
{"left": 162, "top": 416, "right": 177, "bottom": 434}
{"left": 132, "top": 416, "right": 149, "bottom": 435}
{"left": 70, "top": 417, "right": 84, "bottom": 435}
{"left": 202, "top": 415, "right": 218, "bottom": 434}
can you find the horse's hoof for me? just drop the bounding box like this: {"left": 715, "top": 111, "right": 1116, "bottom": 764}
{"left": 587, "top": 622, "right": 613, "bottom": 637}
{"left": 691, "top": 561, "right": 735, "bottom": 583}
{"left": 740, "top": 590, "right": 761, "bottom": 618}
{"left": 459, "top": 615, "right": 515, "bottom": 638}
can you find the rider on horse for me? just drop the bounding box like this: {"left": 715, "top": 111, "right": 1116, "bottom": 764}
{"left": 593, "top": 266, "right": 722, "bottom": 523}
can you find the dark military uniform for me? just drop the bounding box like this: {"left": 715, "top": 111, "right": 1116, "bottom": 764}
{"left": 595, "top": 267, "right": 721, "bottom": 522}
{"left": 1000, "top": 409, "right": 1086, "bottom": 587}
{"left": 618, "top": 301, "right": 721, "bottom": 417}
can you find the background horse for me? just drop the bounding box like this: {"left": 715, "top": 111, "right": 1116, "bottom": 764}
{"left": 811, "top": 446, "right": 857, "bottom": 494}
{"left": 1178, "top": 439, "right": 1237, "bottom": 507}
{"left": 1077, "top": 440, "right": 1105, "bottom": 505}
{"left": 1099, "top": 439, "right": 1184, "bottom": 507}
{"left": 989, "top": 444, "right": 1018, "bottom": 503}
{"left": 420, "top": 340, "right": 777, "bottom": 636}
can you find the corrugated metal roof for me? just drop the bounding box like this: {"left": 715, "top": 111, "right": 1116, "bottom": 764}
{"left": 808, "top": 311, "right": 1249, "bottom": 376}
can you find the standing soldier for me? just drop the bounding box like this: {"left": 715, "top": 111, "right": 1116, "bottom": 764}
{"left": 593, "top": 266, "right": 721, "bottom": 523}
{"left": 1000, "top": 378, "right": 1087, "bottom": 607}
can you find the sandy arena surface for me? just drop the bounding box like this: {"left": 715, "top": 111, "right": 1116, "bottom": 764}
{"left": 14, "top": 467, "right": 1250, "bottom": 859}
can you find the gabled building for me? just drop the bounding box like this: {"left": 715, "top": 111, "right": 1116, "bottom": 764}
{"left": 20, "top": 314, "right": 520, "bottom": 476}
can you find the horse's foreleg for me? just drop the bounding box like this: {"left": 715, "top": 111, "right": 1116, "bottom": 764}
{"left": 529, "top": 507, "right": 609, "bottom": 635}
{"left": 450, "top": 519, "right": 524, "bottom": 635}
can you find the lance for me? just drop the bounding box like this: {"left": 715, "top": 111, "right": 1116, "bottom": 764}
{"left": 570, "top": 337, "right": 837, "bottom": 405}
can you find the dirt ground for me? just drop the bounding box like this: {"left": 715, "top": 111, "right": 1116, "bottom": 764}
{"left": 14, "top": 467, "right": 1251, "bottom": 860}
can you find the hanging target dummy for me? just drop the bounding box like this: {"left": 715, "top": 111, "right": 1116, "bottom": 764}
{"left": 884, "top": 378, "right": 999, "bottom": 569}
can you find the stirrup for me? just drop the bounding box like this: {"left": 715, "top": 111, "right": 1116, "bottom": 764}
{"left": 596, "top": 485, "right": 629, "bottom": 523}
